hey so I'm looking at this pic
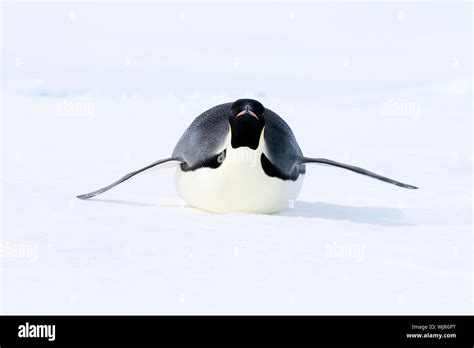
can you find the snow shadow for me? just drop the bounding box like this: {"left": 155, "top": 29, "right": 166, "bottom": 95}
{"left": 87, "top": 198, "right": 159, "bottom": 207}
{"left": 86, "top": 198, "right": 413, "bottom": 226}
{"left": 86, "top": 198, "right": 198, "bottom": 210}
{"left": 277, "top": 201, "right": 413, "bottom": 226}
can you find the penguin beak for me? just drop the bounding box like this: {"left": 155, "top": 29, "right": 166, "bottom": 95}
{"left": 236, "top": 107, "right": 259, "bottom": 120}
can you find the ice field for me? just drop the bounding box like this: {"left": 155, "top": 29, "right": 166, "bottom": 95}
{"left": 1, "top": 2, "right": 472, "bottom": 314}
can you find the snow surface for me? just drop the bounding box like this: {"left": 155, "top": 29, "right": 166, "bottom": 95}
{"left": 1, "top": 2, "right": 472, "bottom": 314}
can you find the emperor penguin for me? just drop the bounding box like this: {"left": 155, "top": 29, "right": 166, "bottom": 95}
{"left": 77, "top": 99, "right": 417, "bottom": 213}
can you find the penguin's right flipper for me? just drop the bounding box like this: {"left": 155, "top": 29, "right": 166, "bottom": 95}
{"left": 297, "top": 156, "right": 418, "bottom": 189}
{"left": 77, "top": 157, "right": 184, "bottom": 200}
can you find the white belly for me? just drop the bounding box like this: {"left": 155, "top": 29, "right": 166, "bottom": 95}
{"left": 174, "top": 137, "right": 304, "bottom": 213}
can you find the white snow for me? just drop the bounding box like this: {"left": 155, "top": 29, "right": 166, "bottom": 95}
{"left": 1, "top": 2, "right": 472, "bottom": 314}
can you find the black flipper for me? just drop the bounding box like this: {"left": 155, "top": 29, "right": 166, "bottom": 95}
{"left": 298, "top": 156, "right": 418, "bottom": 189}
{"left": 77, "top": 157, "right": 184, "bottom": 200}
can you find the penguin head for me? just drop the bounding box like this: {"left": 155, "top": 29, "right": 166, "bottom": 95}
{"left": 229, "top": 99, "right": 265, "bottom": 150}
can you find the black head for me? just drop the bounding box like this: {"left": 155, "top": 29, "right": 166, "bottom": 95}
{"left": 229, "top": 99, "right": 265, "bottom": 150}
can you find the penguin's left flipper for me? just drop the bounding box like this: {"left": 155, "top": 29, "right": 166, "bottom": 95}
{"left": 77, "top": 157, "right": 184, "bottom": 200}
{"left": 298, "top": 156, "right": 418, "bottom": 189}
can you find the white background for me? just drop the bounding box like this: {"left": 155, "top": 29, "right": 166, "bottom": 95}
{"left": 1, "top": 1, "right": 472, "bottom": 314}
